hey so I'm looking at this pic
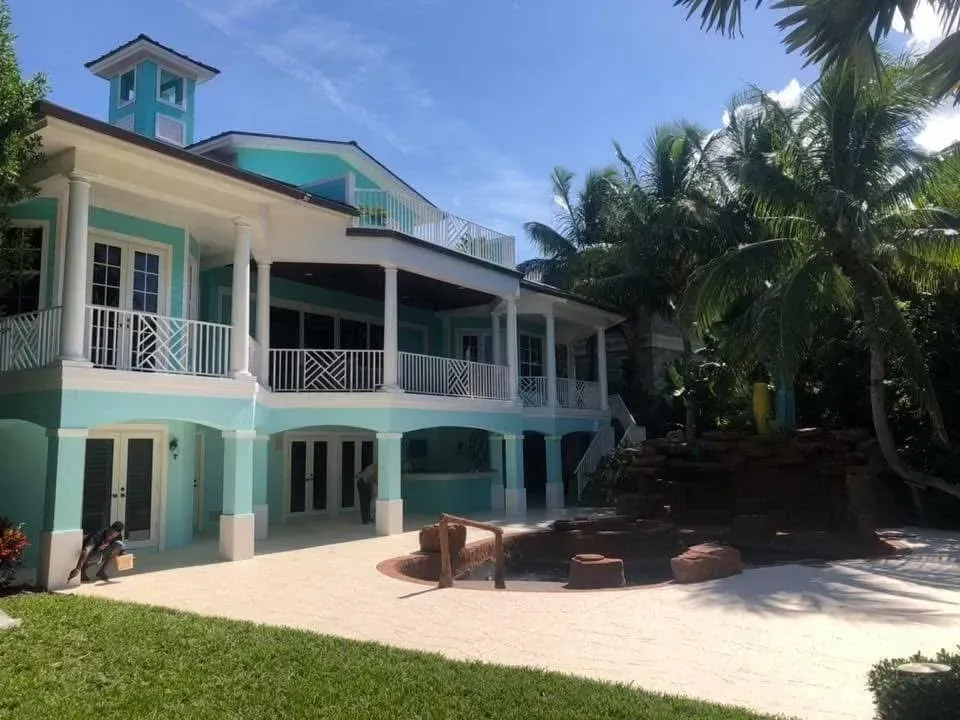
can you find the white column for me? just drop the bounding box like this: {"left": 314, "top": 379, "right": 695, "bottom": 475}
{"left": 505, "top": 296, "right": 519, "bottom": 402}
{"left": 491, "top": 312, "right": 502, "bottom": 366}
{"left": 230, "top": 220, "right": 252, "bottom": 377}
{"left": 59, "top": 173, "right": 91, "bottom": 364}
{"left": 596, "top": 326, "right": 609, "bottom": 410}
{"left": 255, "top": 260, "right": 271, "bottom": 384}
{"left": 566, "top": 341, "right": 577, "bottom": 380}
{"left": 545, "top": 310, "right": 557, "bottom": 407}
{"left": 382, "top": 264, "right": 399, "bottom": 390}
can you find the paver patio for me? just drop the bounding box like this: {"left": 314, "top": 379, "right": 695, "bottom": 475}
{"left": 69, "top": 515, "right": 960, "bottom": 720}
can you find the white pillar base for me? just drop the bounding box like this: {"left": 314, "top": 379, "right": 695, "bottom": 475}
{"left": 546, "top": 483, "right": 565, "bottom": 509}
{"left": 37, "top": 529, "right": 83, "bottom": 591}
{"left": 505, "top": 488, "right": 526, "bottom": 516}
{"left": 253, "top": 504, "right": 269, "bottom": 540}
{"left": 490, "top": 483, "right": 505, "bottom": 512}
{"left": 219, "top": 514, "right": 255, "bottom": 561}
{"left": 375, "top": 499, "right": 404, "bottom": 536}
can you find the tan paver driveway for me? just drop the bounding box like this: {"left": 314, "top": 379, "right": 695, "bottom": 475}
{"left": 71, "top": 516, "right": 960, "bottom": 720}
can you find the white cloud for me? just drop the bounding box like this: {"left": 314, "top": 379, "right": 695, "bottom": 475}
{"left": 721, "top": 78, "right": 804, "bottom": 126}
{"left": 916, "top": 103, "right": 960, "bottom": 152}
{"left": 893, "top": 1, "right": 945, "bottom": 51}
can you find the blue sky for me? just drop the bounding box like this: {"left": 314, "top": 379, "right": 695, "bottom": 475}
{"left": 11, "top": 0, "right": 947, "bottom": 261}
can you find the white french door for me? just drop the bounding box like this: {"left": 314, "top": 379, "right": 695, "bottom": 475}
{"left": 285, "top": 433, "right": 375, "bottom": 516}
{"left": 81, "top": 429, "right": 164, "bottom": 549}
{"left": 87, "top": 237, "right": 168, "bottom": 370}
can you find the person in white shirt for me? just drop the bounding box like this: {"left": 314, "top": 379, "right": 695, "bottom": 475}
{"left": 356, "top": 462, "right": 378, "bottom": 524}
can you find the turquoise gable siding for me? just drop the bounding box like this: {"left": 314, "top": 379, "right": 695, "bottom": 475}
{"left": 233, "top": 148, "right": 379, "bottom": 190}
{"left": 89, "top": 207, "right": 187, "bottom": 318}
{"left": 7, "top": 197, "right": 59, "bottom": 308}
{"left": 105, "top": 60, "right": 195, "bottom": 145}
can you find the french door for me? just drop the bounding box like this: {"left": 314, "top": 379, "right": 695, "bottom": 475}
{"left": 87, "top": 238, "right": 167, "bottom": 371}
{"left": 81, "top": 429, "right": 163, "bottom": 549}
{"left": 286, "top": 434, "right": 375, "bottom": 516}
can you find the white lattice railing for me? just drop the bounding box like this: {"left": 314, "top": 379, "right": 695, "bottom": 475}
{"left": 399, "top": 352, "right": 509, "bottom": 400}
{"left": 519, "top": 376, "right": 547, "bottom": 407}
{"left": 86, "top": 306, "right": 232, "bottom": 376}
{"left": 270, "top": 349, "right": 383, "bottom": 392}
{"left": 556, "top": 378, "right": 602, "bottom": 410}
{"left": 353, "top": 188, "right": 516, "bottom": 268}
{"left": 0, "top": 307, "right": 61, "bottom": 373}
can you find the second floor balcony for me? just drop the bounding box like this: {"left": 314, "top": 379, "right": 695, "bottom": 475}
{"left": 351, "top": 187, "right": 516, "bottom": 269}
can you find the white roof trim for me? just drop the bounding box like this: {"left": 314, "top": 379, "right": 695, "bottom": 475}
{"left": 87, "top": 39, "right": 218, "bottom": 84}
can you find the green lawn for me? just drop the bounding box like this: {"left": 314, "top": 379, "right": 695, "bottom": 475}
{"left": 0, "top": 594, "right": 780, "bottom": 719}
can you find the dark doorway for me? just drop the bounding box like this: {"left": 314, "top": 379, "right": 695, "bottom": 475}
{"left": 523, "top": 432, "right": 547, "bottom": 509}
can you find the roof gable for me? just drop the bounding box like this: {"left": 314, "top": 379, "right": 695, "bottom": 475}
{"left": 86, "top": 34, "right": 220, "bottom": 83}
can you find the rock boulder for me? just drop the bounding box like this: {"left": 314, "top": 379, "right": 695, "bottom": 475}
{"left": 567, "top": 553, "right": 626, "bottom": 589}
{"left": 671, "top": 543, "right": 742, "bottom": 584}
{"left": 419, "top": 523, "right": 467, "bottom": 556}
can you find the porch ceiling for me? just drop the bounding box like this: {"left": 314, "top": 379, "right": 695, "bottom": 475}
{"left": 271, "top": 263, "right": 496, "bottom": 311}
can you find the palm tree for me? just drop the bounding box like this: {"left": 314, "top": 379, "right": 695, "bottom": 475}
{"left": 516, "top": 166, "right": 621, "bottom": 288}
{"left": 689, "top": 58, "right": 960, "bottom": 499}
{"left": 673, "top": 0, "right": 960, "bottom": 100}
{"left": 580, "top": 123, "right": 736, "bottom": 438}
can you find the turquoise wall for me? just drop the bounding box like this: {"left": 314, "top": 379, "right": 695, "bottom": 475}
{"left": 164, "top": 421, "right": 198, "bottom": 549}
{"left": 106, "top": 60, "right": 196, "bottom": 145}
{"left": 0, "top": 420, "right": 47, "bottom": 566}
{"left": 201, "top": 428, "right": 224, "bottom": 529}
{"left": 234, "top": 148, "right": 379, "bottom": 190}
{"left": 402, "top": 474, "right": 492, "bottom": 516}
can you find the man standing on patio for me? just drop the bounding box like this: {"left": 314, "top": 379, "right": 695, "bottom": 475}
{"left": 356, "top": 462, "right": 378, "bottom": 525}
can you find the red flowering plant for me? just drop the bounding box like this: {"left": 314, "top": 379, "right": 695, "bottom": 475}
{"left": 0, "top": 517, "right": 29, "bottom": 588}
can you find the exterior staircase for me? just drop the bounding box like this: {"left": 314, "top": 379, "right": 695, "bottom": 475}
{"left": 574, "top": 394, "right": 646, "bottom": 500}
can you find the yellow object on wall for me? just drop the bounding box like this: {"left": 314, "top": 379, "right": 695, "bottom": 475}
{"left": 752, "top": 382, "right": 771, "bottom": 434}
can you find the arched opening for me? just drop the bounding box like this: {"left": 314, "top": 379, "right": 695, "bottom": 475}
{"left": 401, "top": 426, "right": 499, "bottom": 520}
{"left": 523, "top": 431, "right": 548, "bottom": 509}
{"left": 0, "top": 418, "right": 50, "bottom": 569}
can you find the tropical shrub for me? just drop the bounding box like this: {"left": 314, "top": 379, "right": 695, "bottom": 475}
{"left": 868, "top": 647, "right": 960, "bottom": 720}
{"left": 0, "top": 517, "right": 28, "bottom": 588}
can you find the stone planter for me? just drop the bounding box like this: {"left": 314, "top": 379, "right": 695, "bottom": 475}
{"left": 567, "top": 554, "right": 625, "bottom": 589}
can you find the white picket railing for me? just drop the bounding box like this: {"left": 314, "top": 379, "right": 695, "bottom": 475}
{"left": 270, "top": 349, "right": 384, "bottom": 392}
{"left": 399, "top": 352, "right": 509, "bottom": 400}
{"left": 610, "top": 393, "right": 646, "bottom": 448}
{"left": 556, "top": 378, "right": 602, "bottom": 410}
{"left": 0, "top": 307, "right": 61, "bottom": 373}
{"left": 353, "top": 187, "right": 516, "bottom": 268}
{"left": 575, "top": 422, "right": 616, "bottom": 500}
{"left": 519, "top": 376, "right": 547, "bottom": 407}
{"left": 86, "top": 306, "right": 232, "bottom": 376}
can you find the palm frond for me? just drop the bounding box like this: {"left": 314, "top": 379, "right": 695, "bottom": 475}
{"left": 673, "top": 0, "right": 757, "bottom": 36}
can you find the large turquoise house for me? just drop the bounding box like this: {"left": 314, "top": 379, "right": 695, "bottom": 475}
{"left": 0, "top": 36, "right": 638, "bottom": 590}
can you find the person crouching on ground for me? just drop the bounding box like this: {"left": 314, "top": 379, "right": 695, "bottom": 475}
{"left": 356, "top": 462, "right": 378, "bottom": 524}
{"left": 68, "top": 521, "right": 125, "bottom": 582}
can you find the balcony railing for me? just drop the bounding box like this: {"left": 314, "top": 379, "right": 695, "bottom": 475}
{"left": 270, "top": 349, "right": 384, "bottom": 392}
{"left": 520, "top": 376, "right": 603, "bottom": 410}
{"left": 0, "top": 307, "right": 61, "bottom": 373}
{"left": 353, "top": 187, "right": 516, "bottom": 268}
{"left": 86, "top": 306, "right": 232, "bottom": 377}
{"left": 399, "top": 352, "right": 509, "bottom": 400}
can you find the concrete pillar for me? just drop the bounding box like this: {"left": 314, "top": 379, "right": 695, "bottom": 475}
{"left": 59, "top": 173, "right": 91, "bottom": 364}
{"left": 38, "top": 428, "right": 87, "bottom": 590}
{"left": 252, "top": 434, "right": 269, "bottom": 540}
{"left": 491, "top": 313, "right": 502, "bottom": 365}
{"left": 504, "top": 434, "right": 525, "bottom": 515}
{"left": 375, "top": 432, "right": 403, "bottom": 535}
{"left": 596, "top": 326, "right": 609, "bottom": 410}
{"left": 545, "top": 435, "right": 564, "bottom": 509}
{"left": 489, "top": 434, "right": 505, "bottom": 511}
{"left": 382, "top": 265, "right": 399, "bottom": 390}
{"left": 220, "top": 430, "right": 256, "bottom": 560}
{"left": 230, "top": 220, "right": 252, "bottom": 377}
{"left": 545, "top": 311, "right": 557, "bottom": 407}
{"left": 506, "top": 297, "right": 519, "bottom": 402}
{"left": 255, "top": 260, "right": 271, "bottom": 385}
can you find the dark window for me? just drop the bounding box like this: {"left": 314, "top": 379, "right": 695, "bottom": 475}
{"left": 0, "top": 226, "right": 43, "bottom": 316}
